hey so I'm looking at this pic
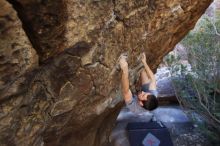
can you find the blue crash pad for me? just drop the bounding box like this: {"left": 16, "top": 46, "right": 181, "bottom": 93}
{"left": 127, "top": 122, "right": 173, "bottom": 146}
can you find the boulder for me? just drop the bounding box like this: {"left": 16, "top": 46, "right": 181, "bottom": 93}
{"left": 0, "top": 0, "right": 213, "bottom": 146}
{"left": 0, "top": 0, "right": 38, "bottom": 92}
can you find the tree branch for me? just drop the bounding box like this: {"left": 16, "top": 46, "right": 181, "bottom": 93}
{"left": 206, "top": 15, "right": 220, "bottom": 36}
{"left": 192, "top": 79, "right": 220, "bottom": 124}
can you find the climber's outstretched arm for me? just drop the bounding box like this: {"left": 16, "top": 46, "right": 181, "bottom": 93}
{"left": 119, "top": 55, "right": 132, "bottom": 103}
{"left": 141, "top": 53, "right": 156, "bottom": 90}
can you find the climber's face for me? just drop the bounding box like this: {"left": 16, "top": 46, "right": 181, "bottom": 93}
{"left": 138, "top": 91, "right": 150, "bottom": 101}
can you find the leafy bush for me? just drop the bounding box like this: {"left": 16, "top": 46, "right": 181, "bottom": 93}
{"left": 165, "top": 11, "right": 220, "bottom": 132}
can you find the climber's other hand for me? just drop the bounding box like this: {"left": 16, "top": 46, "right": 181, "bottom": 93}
{"left": 119, "top": 54, "right": 128, "bottom": 71}
{"left": 141, "top": 52, "right": 147, "bottom": 64}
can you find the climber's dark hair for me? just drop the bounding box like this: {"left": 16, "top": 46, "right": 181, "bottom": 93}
{"left": 142, "top": 94, "right": 158, "bottom": 111}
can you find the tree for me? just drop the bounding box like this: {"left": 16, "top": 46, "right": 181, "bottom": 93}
{"left": 165, "top": 10, "right": 220, "bottom": 133}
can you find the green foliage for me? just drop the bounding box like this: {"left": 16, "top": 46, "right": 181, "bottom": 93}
{"left": 165, "top": 11, "right": 220, "bottom": 134}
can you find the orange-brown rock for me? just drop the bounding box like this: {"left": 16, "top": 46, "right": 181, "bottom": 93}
{"left": 0, "top": 0, "right": 38, "bottom": 92}
{"left": 0, "top": 0, "right": 213, "bottom": 146}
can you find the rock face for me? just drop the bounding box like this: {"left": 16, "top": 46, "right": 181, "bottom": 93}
{"left": 0, "top": 0, "right": 38, "bottom": 91}
{"left": 0, "top": 0, "right": 213, "bottom": 146}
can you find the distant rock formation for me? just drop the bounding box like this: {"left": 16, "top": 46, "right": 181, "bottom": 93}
{"left": 0, "top": 0, "right": 213, "bottom": 146}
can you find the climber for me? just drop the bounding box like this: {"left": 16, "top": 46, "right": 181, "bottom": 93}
{"left": 119, "top": 52, "right": 158, "bottom": 114}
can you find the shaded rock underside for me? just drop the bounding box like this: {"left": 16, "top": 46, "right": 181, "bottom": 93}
{"left": 0, "top": 0, "right": 213, "bottom": 146}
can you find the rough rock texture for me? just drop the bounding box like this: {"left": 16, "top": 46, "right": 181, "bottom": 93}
{"left": 0, "top": 0, "right": 213, "bottom": 146}
{"left": 0, "top": 0, "right": 38, "bottom": 92}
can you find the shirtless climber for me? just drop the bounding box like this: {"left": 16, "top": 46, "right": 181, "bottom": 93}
{"left": 119, "top": 52, "right": 158, "bottom": 114}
